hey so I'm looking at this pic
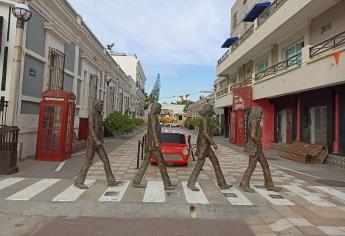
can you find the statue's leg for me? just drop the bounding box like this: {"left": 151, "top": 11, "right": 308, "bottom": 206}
{"left": 187, "top": 148, "right": 207, "bottom": 191}
{"left": 133, "top": 150, "right": 151, "bottom": 187}
{"left": 74, "top": 143, "right": 96, "bottom": 189}
{"left": 208, "top": 148, "right": 232, "bottom": 189}
{"left": 96, "top": 145, "right": 121, "bottom": 187}
{"left": 239, "top": 153, "right": 258, "bottom": 193}
{"left": 258, "top": 150, "right": 281, "bottom": 192}
{"left": 154, "top": 151, "right": 174, "bottom": 190}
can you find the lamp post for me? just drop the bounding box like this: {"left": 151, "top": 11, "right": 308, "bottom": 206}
{"left": 105, "top": 72, "right": 111, "bottom": 116}
{"left": 7, "top": 0, "right": 32, "bottom": 126}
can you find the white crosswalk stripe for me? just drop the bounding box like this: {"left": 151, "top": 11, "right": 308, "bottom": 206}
{"left": 143, "top": 181, "right": 165, "bottom": 203}
{"left": 99, "top": 181, "right": 130, "bottom": 202}
{"left": 52, "top": 179, "right": 96, "bottom": 202}
{"left": 0, "top": 177, "right": 26, "bottom": 191}
{"left": 310, "top": 186, "right": 345, "bottom": 202}
{"left": 182, "top": 182, "right": 209, "bottom": 204}
{"left": 7, "top": 179, "right": 60, "bottom": 201}
{"left": 221, "top": 187, "right": 253, "bottom": 205}
{"left": 283, "top": 185, "right": 335, "bottom": 207}
{"left": 1, "top": 177, "right": 345, "bottom": 207}
{"left": 253, "top": 185, "right": 295, "bottom": 206}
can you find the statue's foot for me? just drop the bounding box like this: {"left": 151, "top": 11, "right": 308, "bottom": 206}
{"left": 239, "top": 184, "right": 254, "bottom": 193}
{"left": 219, "top": 184, "right": 233, "bottom": 190}
{"left": 187, "top": 184, "right": 200, "bottom": 192}
{"left": 107, "top": 180, "right": 122, "bottom": 187}
{"left": 74, "top": 182, "right": 89, "bottom": 189}
{"left": 132, "top": 183, "right": 147, "bottom": 188}
{"left": 267, "top": 186, "right": 281, "bottom": 192}
{"left": 164, "top": 184, "right": 176, "bottom": 191}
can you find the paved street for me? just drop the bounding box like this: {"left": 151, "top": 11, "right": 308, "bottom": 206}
{"left": 0, "top": 128, "right": 344, "bottom": 235}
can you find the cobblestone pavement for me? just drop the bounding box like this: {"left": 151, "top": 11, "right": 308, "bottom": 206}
{"left": 0, "top": 129, "right": 345, "bottom": 235}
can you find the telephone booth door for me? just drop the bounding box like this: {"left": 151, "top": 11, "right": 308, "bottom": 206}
{"left": 36, "top": 91, "right": 76, "bottom": 161}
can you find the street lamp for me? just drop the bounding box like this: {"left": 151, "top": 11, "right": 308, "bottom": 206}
{"left": 7, "top": 0, "right": 32, "bottom": 125}
{"left": 104, "top": 72, "right": 111, "bottom": 115}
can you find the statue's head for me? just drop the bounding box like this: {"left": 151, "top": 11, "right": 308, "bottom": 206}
{"left": 94, "top": 100, "right": 104, "bottom": 113}
{"left": 150, "top": 103, "right": 161, "bottom": 115}
{"left": 200, "top": 104, "right": 215, "bottom": 117}
{"left": 249, "top": 107, "right": 263, "bottom": 127}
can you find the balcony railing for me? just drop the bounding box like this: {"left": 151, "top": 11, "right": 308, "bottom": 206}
{"left": 0, "top": 100, "right": 9, "bottom": 126}
{"left": 232, "top": 24, "right": 254, "bottom": 51}
{"left": 217, "top": 50, "right": 230, "bottom": 66}
{"left": 257, "top": 0, "right": 287, "bottom": 27}
{"left": 310, "top": 31, "right": 345, "bottom": 58}
{"left": 216, "top": 88, "right": 229, "bottom": 97}
{"left": 255, "top": 53, "right": 302, "bottom": 80}
{"left": 230, "top": 78, "right": 252, "bottom": 92}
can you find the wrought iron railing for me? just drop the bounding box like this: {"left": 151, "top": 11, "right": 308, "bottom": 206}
{"left": 230, "top": 78, "right": 252, "bottom": 92}
{"left": 310, "top": 31, "right": 345, "bottom": 58}
{"left": 255, "top": 53, "right": 302, "bottom": 80}
{"left": 216, "top": 88, "right": 229, "bottom": 97}
{"left": 257, "top": 0, "right": 287, "bottom": 27}
{"left": 0, "top": 99, "right": 9, "bottom": 126}
{"left": 217, "top": 50, "right": 230, "bottom": 66}
{"left": 0, "top": 126, "right": 19, "bottom": 152}
{"left": 232, "top": 24, "right": 254, "bottom": 51}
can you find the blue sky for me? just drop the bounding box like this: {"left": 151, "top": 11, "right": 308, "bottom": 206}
{"left": 68, "top": 0, "right": 234, "bottom": 103}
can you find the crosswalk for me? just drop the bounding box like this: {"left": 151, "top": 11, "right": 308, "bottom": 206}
{"left": 0, "top": 177, "right": 344, "bottom": 207}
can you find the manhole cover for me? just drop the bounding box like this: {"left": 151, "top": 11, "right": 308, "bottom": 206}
{"left": 166, "top": 191, "right": 180, "bottom": 197}
{"left": 316, "top": 179, "right": 345, "bottom": 187}
{"left": 267, "top": 157, "right": 280, "bottom": 161}
{"left": 269, "top": 194, "right": 284, "bottom": 199}
{"left": 104, "top": 191, "right": 120, "bottom": 197}
{"left": 254, "top": 185, "right": 265, "bottom": 189}
{"left": 223, "top": 193, "right": 237, "bottom": 198}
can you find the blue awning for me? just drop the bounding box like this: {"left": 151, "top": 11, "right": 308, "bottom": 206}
{"left": 243, "top": 2, "right": 271, "bottom": 22}
{"left": 221, "top": 37, "right": 239, "bottom": 48}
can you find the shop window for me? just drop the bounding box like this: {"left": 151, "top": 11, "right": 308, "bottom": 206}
{"left": 303, "top": 106, "right": 327, "bottom": 145}
{"left": 276, "top": 109, "right": 293, "bottom": 144}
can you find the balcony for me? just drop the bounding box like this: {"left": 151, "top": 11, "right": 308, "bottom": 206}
{"left": 254, "top": 53, "right": 302, "bottom": 81}
{"left": 217, "top": 0, "right": 338, "bottom": 77}
{"left": 216, "top": 88, "right": 229, "bottom": 97}
{"left": 217, "top": 50, "right": 230, "bottom": 66}
{"left": 310, "top": 31, "right": 345, "bottom": 58}
{"left": 230, "top": 78, "right": 252, "bottom": 92}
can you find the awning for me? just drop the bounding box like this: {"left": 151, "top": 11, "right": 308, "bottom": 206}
{"left": 243, "top": 2, "right": 271, "bottom": 22}
{"left": 221, "top": 37, "right": 239, "bottom": 48}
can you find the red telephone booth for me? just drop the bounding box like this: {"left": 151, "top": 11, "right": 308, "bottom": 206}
{"left": 36, "top": 91, "right": 76, "bottom": 161}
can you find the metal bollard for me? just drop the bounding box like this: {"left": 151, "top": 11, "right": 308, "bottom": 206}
{"left": 136, "top": 140, "right": 141, "bottom": 169}
{"left": 141, "top": 137, "right": 145, "bottom": 160}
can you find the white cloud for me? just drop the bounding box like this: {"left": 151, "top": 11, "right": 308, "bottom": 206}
{"left": 68, "top": 0, "right": 233, "bottom": 67}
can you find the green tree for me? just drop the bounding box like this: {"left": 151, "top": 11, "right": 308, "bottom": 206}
{"left": 149, "top": 73, "right": 161, "bottom": 103}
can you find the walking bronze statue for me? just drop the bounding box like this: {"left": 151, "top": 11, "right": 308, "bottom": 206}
{"left": 187, "top": 104, "right": 232, "bottom": 191}
{"left": 75, "top": 100, "right": 121, "bottom": 189}
{"left": 133, "top": 103, "right": 175, "bottom": 190}
{"left": 239, "top": 107, "right": 281, "bottom": 193}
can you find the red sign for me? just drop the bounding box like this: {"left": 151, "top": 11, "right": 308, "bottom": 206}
{"left": 233, "top": 86, "right": 252, "bottom": 111}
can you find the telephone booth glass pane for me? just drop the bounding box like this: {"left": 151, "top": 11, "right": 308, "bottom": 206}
{"left": 65, "top": 105, "right": 74, "bottom": 151}
{"left": 41, "top": 106, "right": 63, "bottom": 152}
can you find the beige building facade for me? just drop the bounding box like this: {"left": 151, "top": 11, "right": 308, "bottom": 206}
{"left": 215, "top": 0, "right": 345, "bottom": 155}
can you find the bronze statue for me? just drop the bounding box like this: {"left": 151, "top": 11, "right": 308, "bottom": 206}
{"left": 75, "top": 100, "right": 121, "bottom": 189}
{"left": 239, "top": 107, "right": 281, "bottom": 193}
{"left": 187, "top": 104, "right": 232, "bottom": 191}
{"left": 133, "top": 103, "right": 175, "bottom": 190}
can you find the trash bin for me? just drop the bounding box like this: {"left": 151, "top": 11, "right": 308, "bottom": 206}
{"left": 0, "top": 126, "right": 19, "bottom": 174}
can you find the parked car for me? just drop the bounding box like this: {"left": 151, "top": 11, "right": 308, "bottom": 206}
{"left": 151, "top": 132, "right": 190, "bottom": 166}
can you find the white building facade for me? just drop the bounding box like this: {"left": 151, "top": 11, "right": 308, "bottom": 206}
{"left": 0, "top": 0, "right": 135, "bottom": 158}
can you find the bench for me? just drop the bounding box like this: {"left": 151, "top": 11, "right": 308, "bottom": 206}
{"left": 278, "top": 141, "right": 328, "bottom": 164}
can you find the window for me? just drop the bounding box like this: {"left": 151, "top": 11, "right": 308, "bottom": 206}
{"left": 232, "top": 12, "right": 237, "bottom": 30}
{"left": 285, "top": 41, "right": 304, "bottom": 66}
{"left": 160, "top": 133, "right": 186, "bottom": 144}
{"left": 258, "top": 59, "right": 269, "bottom": 73}
{"left": 48, "top": 48, "right": 65, "bottom": 90}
